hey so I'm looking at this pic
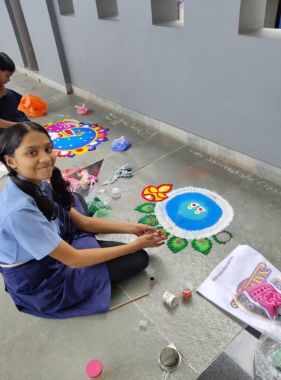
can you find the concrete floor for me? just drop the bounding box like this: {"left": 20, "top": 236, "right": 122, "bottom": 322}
{"left": 0, "top": 72, "right": 281, "bottom": 379}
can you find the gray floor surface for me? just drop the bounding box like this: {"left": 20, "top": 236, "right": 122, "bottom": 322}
{"left": 0, "top": 73, "right": 280, "bottom": 379}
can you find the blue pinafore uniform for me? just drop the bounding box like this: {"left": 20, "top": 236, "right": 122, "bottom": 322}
{"left": 0, "top": 179, "right": 111, "bottom": 318}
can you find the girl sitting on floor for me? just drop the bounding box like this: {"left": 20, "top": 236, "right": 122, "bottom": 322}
{"left": 0, "top": 52, "right": 29, "bottom": 130}
{"left": 0, "top": 122, "right": 166, "bottom": 318}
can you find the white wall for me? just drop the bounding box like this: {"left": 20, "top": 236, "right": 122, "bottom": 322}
{"left": 0, "top": 1, "right": 24, "bottom": 66}
{"left": 2, "top": 0, "right": 281, "bottom": 168}
{"left": 19, "top": 0, "right": 65, "bottom": 85}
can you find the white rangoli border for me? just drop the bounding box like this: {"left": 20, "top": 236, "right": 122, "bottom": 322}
{"left": 154, "top": 187, "right": 234, "bottom": 240}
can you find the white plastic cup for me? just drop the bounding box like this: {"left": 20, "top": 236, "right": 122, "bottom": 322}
{"left": 181, "top": 281, "right": 193, "bottom": 292}
{"left": 162, "top": 291, "right": 179, "bottom": 308}
{"left": 111, "top": 187, "right": 121, "bottom": 199}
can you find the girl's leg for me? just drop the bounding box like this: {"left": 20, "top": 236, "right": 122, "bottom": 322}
{"left": 97, "top": 240, "right": 149, "bottom": 284}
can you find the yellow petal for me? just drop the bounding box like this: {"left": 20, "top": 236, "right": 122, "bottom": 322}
{"left": 157, "top": 193, "right": 166, "bottom": 199}
{"left": 158, "top": 184, "right": 172, "bottom": 193}
{"left": 149, "top": 186, "right": 158, "bottom": 193}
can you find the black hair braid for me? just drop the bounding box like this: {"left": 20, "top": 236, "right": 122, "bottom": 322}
{"left": 10, "top": 173, "right": 56, "bottom": 221}
{"left": 50, "top": 167, "right": 74, "bottom": 210}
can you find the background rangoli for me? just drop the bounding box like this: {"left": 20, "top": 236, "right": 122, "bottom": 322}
{"left": 135, "top": 186, "right": 234, "bottom": 255}
{"left": 45, "top": 118, "right": 109, "bottom": 157}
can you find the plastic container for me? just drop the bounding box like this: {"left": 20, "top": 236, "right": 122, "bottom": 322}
{"left": 88, "top": 197, "right": 110, "bottom": 217}
{"left": 85, "top": 359, "right": 104, "bottom": 379}
{"left": 162, "top": 291, "right": 179, "bottom": 308}
{"left": 149, "top": 276, "right": 156, "bottom": 288}
{"left": 158, "top": 343, "right": 182, "bottom": 378}
{"left": 181, "top": 289, "right": 192, "bottom": 300}
{"left": 111, "top": 187, "right": 121, "bottom": 199}
{"left": 76, "top": 104, "right": 92, "bottom": 115}
{"left": 254, "top": 321, "right": 281, "bottom": 380}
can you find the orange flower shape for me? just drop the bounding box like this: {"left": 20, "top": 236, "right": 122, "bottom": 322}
{"left": 141, "top": 184, "right": 173, "bottom": 202}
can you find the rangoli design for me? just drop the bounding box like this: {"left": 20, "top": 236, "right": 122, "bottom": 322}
{"left": 232, "top": 262, "right": 281, "bottom": 319}
{"left": 45, "top": 118, "right": 109, "bottom": 157}
{"left": 236, "top": 280, "right": 281, "bottom": 320}
{"left": 135, "top": 186, "right": 234, "bottom": 255}
{"left": 142, "top": 184, "right": 173, "bottom": 202}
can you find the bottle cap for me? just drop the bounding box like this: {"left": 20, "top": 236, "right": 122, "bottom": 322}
{"left": 85, "top": 359, "right": 103, "bottom": 378}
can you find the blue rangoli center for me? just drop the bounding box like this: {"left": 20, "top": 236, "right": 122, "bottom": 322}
{"left": 50, "top": 127, "right": 97, "bottom": 150}
{"left": 165, "top": 192, "right": 222, "bottom": 231}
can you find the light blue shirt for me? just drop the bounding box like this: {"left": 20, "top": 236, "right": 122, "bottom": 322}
{"left": 0, "top": 178, "right": 62, "bottom": 265}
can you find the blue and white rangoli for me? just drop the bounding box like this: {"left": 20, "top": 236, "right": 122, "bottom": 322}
{"left": 135, "top": 186, "right": 234, "bottom": 255}
{"left": 155, "top": 187, "right": 233, "bottom": 240}
{"left": 45, "top": 119, "right": 109, "bottom": 158}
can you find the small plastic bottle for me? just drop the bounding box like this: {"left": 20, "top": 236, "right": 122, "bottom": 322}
{"left": 253, "top": 321, "right": 281, "bottom": 380}
{"left": 85, "top": 359, "right": 104, "bottom": 379}
{"left": 149, "top": 276, "right": 156, "bottom": 288}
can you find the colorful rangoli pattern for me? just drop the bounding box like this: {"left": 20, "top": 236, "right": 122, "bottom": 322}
{"left": 236, "top": 281, "right": 281, "bottom": 319}
{"left": 230, "top": 262, "right": 281, "bottom": 319}
{"left": 45, "top": 118, "right": 109, "bottom": 157}
{"left": 213, "top": 231, "right": 233, "bottom": 244}
{"left": 135, "top": 186, "right": 234, "bottom": 255}
{"left": 232, "top": 262, "right": 281, "bottom": 320}
{"left": 167, "top": 236, "right": 188, "bottom": 253}
{"left": 192, "top": 238, "right": 213, "bottom": 255}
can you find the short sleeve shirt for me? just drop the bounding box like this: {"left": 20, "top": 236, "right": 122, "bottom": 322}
{"left": 0, "top": 178, "right": 62, "bottom": 265}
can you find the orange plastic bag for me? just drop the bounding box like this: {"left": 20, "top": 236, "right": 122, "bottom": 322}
{"left": 18, "top": 94, "right": 47, "bottom": 118}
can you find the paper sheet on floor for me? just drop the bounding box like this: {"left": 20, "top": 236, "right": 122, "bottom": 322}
{"left": 197, "top": 245, "right": 281, "bottom": 333}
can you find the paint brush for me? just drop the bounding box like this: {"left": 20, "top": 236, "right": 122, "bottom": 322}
{"left": 109, "top": 292, "right": 149, "bottom": 311}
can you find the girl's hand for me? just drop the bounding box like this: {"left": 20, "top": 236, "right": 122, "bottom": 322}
{"left": 129, "top": 223, "right": 156, "bottom": 236}
{"left": 134, "top": 232, "right": 167, "bottom": 249}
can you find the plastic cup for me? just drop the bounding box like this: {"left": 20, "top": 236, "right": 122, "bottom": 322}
{"left": 182, "top": 290, "right": 192, "bottom": 300}
{"left": 111, "top": 187, "right": 121, "bottom": 199}
{"left": 162, "top": 291, "right": 179, "bottom": 308}
{"left": 85, "top": 359, "right": 104, "bottom": 379}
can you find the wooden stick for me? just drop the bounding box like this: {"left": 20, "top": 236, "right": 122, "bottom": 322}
{"left": 109, "top": 292, "right": 149, "bottom": 311}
